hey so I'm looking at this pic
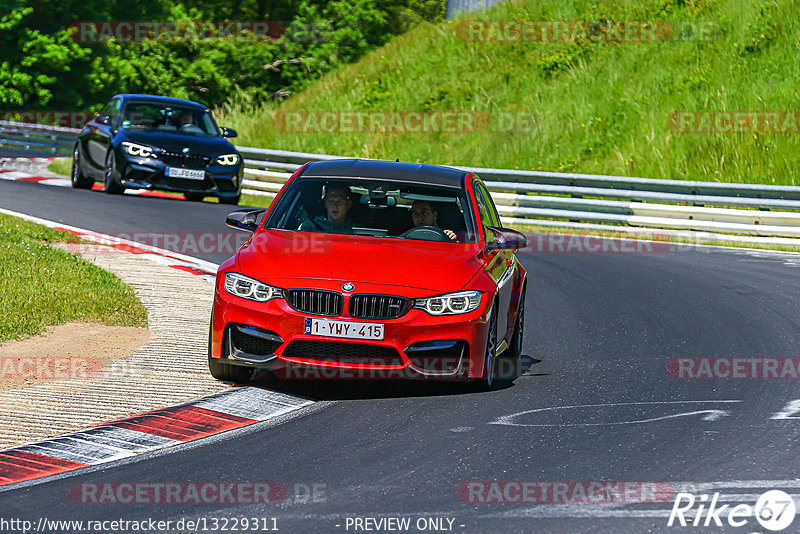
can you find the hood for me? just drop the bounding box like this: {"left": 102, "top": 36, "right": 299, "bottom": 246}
{"left": 236, "top": 230, "right": 485, "bottom": 295}
{"left": 119, "top": 130, "right": 235, "bottom": 155}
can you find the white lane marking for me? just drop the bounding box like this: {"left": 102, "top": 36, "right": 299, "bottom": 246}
{"left": 74, "top": 427, "right": 179, "bottom": 451}
{"left": 771, "top": 399, "right": 800, "bottom": 419}
{"left": 38, "top": 178, "right": 71, "bottom": 187}
{"left": 0, "top": 206, "right": 220, "bottom": 274}
{"left": 490, "top": 400, "right": 742, "bottom": 427}
{"left": 16, "top": 444, "right": 100, "bottom": 465}
{"left": 0, "top": 171, "right": 33, "bottom": 179}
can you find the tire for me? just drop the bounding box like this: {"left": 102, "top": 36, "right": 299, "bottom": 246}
{"left": 475, "top": 307, "right": 501, "bottom": 391}
{"left": 219, "top": 194, "right": 240, "bottom": 205}
{"left": 104, "top": 150, "right": 125, "bottom": 195}
{"left": 184, "top": 192, "right": 205, "bottom": 202}
{"left": 70, "top": 145, "right": 93, "bottom": 189}
{"left": 208, "top": 354, "right": 254, "bottom": 383}
{"left": 505, "top": 285, "right": 526, "bottom": 361}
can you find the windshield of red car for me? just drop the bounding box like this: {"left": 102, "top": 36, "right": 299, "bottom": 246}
{"left": 264, "top": 178, "right": 479, "bottom": 243}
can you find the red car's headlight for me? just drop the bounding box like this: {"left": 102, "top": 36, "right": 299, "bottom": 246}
{"left": 413, "top": 291, "right": 482, "bottom": 316}
{"left": 224, "top": 273, "right": 283, "bottom": 302}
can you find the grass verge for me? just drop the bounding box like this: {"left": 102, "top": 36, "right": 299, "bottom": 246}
{"left": 0, "top": 214, "right": 148, "bottom": 342}
{"left": 47, "top": 158, "right": 71, "bottom": 177}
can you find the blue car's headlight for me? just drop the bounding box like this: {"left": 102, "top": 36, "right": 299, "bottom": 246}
{"left": 413, "top": 291, "right": 482, "bottom": 315}
{"left": 217, "top": 154, "right": 239, "bottom": 166}
{"left": 224, "top": 273, "right": 282, "bottom": 302}
{"left": 121, "top": 142, "right": 157, "bottom": 158}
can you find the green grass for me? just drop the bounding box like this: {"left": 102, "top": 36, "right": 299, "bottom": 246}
{"left": 216, "top": 0, "right": 800, "bottom": 186}
{"left": 0, "top": 215, "right": 148, "bottom": 342}
{"left": 47, "top": 158, "right": 72, "bottom": 177}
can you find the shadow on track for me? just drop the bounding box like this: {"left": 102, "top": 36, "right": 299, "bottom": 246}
{"left": 244, "top": 354, "right": 546, "bottom": 401}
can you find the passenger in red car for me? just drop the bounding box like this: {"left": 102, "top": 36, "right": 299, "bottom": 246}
{"left": 300, "top": 183, "right": 354, "bottom": 233}
{"left": 411, "top": 200, "right": 456, "bottom": 240}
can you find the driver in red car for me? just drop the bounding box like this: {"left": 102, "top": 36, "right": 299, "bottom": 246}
{"left": 300, "top": 183, "right": 354, "bottom": 233}
{"left": 411, "top": 200, "right": 456, "bottom": 241}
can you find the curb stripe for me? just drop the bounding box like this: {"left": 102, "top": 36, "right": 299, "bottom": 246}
{"left": 72, "top": 427, "right": 179, "bottom": 451}
{"left": 0, "top": 450, "right": 88, "bottom": 484}
{"left": 15, "top": 176, "right": 51, "bottom": 183}
{"left": 0, "top": 387, "right": 313, "bottom": 488}
{"left": 102, "top": 406, "right": 256, "bottom": 441}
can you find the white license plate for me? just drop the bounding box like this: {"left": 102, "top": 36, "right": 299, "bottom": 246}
{"left": 304, "top": 318, "right": 384, "bottom": 340}
{"left": 166, "top": 167, "right": 205, "bottom": 180}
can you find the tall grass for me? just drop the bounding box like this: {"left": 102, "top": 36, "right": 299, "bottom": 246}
{"left": 216, "top": 0, "right": 800, "bottom": 185}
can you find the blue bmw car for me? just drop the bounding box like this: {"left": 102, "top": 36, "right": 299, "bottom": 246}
{"left": 71, "top": 94, "right": 244, "bottom": 204}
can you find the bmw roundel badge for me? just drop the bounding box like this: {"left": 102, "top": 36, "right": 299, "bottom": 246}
{"left": 342, "top": 282, "right": 355, "bottom": 292}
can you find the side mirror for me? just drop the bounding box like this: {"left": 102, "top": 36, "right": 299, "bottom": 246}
{"left": 97, "top": 114, "right": 111, "bottom": 125}
{"left": 485, "top": 226, "right": 528, "bottom": 252}
{"left": 226, "top": 208, "right": 265, "bottom": 232}
{"left": 221, "top": 127, "right": 238, "bottom": 138}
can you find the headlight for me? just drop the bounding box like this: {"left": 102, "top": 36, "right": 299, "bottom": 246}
{"left": 121, "top": 142, "right": 156, "bottom": 158}
{"left": 216, "top": 154, "right": 239, "bottom": 166}
{"left": 224, "top": 273, "right": 282, "bottom": 302}
{"left": 413, "top": 291, "right": 482, "bottom": 315}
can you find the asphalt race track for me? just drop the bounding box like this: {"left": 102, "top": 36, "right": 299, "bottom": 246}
{"left": 2, "top": 173, "right": 800, "bottom": 533}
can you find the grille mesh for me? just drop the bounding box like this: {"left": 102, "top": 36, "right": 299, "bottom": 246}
{"left": 161, "top": 152, "right": 211, "bottom": 168}
{"left": 349, "top": 294, "right": 411, "bottom": 320}
{"left": 282, "top": 340, "right": 403, "bottom": 365}
{"left": 286, "top": 289, "right": 343, "bottom": 317}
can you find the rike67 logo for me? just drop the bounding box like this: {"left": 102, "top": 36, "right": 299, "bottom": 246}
{"left": 668, "top": 490, "right": 796, "bottom": 531}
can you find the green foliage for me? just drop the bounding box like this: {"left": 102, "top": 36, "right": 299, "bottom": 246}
{"left": 737, "top": 1, "right": 780, "bottom": 55}
{"left": 0, "top": 0, "right": 445, "bottom": 114}
{"left": 217, "top": 0, "right": 800, "bottom": 186}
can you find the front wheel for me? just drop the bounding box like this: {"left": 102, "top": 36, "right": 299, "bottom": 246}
{"left": 505, "top": 285, "right": 525, "bottom": 361}
{"left": 104, "top": 151, "right": 125, "bottom": 195}
{"left": 71, "top": 146, "right": 93, "bottom": 189}
{"left": 475, "top": 307, "right": 502, "bottom": 391}
{"left": 208, "top": 355, "right": 254, "bottom": 383}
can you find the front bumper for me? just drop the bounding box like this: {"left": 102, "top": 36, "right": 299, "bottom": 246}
{"left": 114, "top": 150, "right": 243, "bottom": 199}
{"left": 210, "top": 277, "right": 493, "bottom": 380}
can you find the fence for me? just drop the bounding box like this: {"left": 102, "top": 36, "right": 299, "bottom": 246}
{"left": 3, "top": 120, "right": 800, "bottom": 245}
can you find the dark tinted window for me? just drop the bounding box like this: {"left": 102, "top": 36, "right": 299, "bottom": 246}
{"left": 119, "top": 102, "right": 219, "bottom": 137}
{"left": 265, "top": 178, "right": 478, "bottom": 243}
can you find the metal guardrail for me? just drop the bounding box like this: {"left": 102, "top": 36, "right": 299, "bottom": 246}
{"left": 445, "top": 0, "right": 507, "bottom": 19}
{"left": 3, "top": 121, "right": 800, "bottom": 242}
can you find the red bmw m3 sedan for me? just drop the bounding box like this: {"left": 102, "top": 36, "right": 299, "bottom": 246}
{"left": 208, "top": 159, "right": 528, "bottom": 389}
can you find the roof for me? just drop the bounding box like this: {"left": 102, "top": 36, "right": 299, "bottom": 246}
{"left": 112, "top": 94, "right": 208, "bottom": 110}
{"left": 299, "top": 159, "right": 468, "bottom": 188}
